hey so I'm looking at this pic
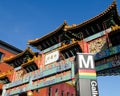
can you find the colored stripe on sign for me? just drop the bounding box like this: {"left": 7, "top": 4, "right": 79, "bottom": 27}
{"left": 79, "top": 69, "right": 96, "bottom": 79}
{"left": 79, "top": 75, "right": 96, "bottom": 79}
{"left": 79, "top": 73, "right": 96, "bottom": 76}
{"left": 79, "top": 69, "right": 96, "bottom": 73}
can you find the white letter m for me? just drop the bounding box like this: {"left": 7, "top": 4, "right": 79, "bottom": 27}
{"left": 79, "top": 55, "right": 94, "bottom": 69}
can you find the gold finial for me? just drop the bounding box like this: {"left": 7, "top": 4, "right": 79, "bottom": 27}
{"left": 72, "top": 39, "right": 76, "bottom": 43}
{"left": 64, "top": 20, "right": 67, "bottom": 24}
{"left": 113, "top": 0, "right": 117, "bottom": 5}
{"left": 113, "top": 0, "right": 116, "bottom": 3}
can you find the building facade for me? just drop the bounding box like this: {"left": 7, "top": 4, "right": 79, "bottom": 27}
{"left": 0, "top": 40, "right": 22, "bottom": 95}
{"left": 1, "top": 1, "right": 120, "bottom": 96}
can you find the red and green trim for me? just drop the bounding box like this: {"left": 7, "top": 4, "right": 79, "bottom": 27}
{"left": 79, "top": 69, "right": 97, "bottom": 79}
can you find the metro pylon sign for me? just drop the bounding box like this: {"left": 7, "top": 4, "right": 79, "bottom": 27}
{"left": 75, "top": 53, "right": 99, "bottom": 96}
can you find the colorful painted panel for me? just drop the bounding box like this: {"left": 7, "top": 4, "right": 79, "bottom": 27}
{"left": 88, "top": 36, "right": 108, "bottom": 53}
{"left": 3, "top": 57, "right": 75, "bottom": 89}
{"left": 95, "top": 44, "right": 120, "bottom": 60}
{"left": 96, "top": 54, "right": 120, "bottom": 71}
{"left": 15, "top": 70, "right": 24, "bottom": 81}
{"left": 5, "top": 70, "right": 72, "bottom": 95}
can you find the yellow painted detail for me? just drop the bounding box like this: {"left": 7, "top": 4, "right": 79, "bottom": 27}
{"left": 111, "top": 25, "right": 120, "bottom": 31}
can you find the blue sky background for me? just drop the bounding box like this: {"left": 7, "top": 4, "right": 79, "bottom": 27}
{"left": 0, "top": 0, "right": 120, "bottom": 96}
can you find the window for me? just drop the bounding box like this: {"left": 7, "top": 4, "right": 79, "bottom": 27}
{"left": 71, "top": 94, "right": 74, "bottom": 96}
{"left": 55, "top": 89, "right": 58, "bottom": 96}
{"left": 67, "top": 92, "right": 70, "bottom": 96}
{"left": 36, "top": 89, "right": 40, "bottom": 93}
{"left": 109, "top": 32, "right": 120, "bottom": 47}
{"left": 13, "top": 95, "right": 19, "bottom": 96}
{"left": 48, "top": 87, "right": 52, "bottom": 96}
{"left": 61, "top": 91, "right": 64, "bottom": 96}
{"left": 0, "top": 52, "right": 4, "bottom": 62}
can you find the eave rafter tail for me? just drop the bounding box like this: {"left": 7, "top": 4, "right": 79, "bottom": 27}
{"left": 0, "top": 74, "right": 7, "bottom": 79}
{"left": 21, "top": 59, "right": 34, "bottom": 67}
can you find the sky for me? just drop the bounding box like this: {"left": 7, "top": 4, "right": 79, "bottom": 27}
{"left": 0, "top": 0, "right": 120, "bottom": 96}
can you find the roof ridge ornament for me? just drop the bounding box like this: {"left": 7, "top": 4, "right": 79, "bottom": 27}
{"left": 64, "top": 24, "right": 77, "bottom": 30}
{"left": 111, "top": 24, "right": 120, "bottom": 31}
{"left": 64, "top": 20, "right": 68, "bottom": 25}
{"left": 113, "top": 0, "right": 116, "bottom": 4}
{"left": 111, "top": 0, "right": 116, "bottom": 7}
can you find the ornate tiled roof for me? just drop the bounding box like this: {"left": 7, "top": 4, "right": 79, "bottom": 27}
{"left": 4, "top": 47, "right": 35, "bottom": 63}
{"left": 28, "top": 1, "right": 119, "bottom": 48}
{"left": 28, "top": 21, "right": 67, "bottom": 45}
{"left": 64, "top": 1, "right": 119, "bottom": 30}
